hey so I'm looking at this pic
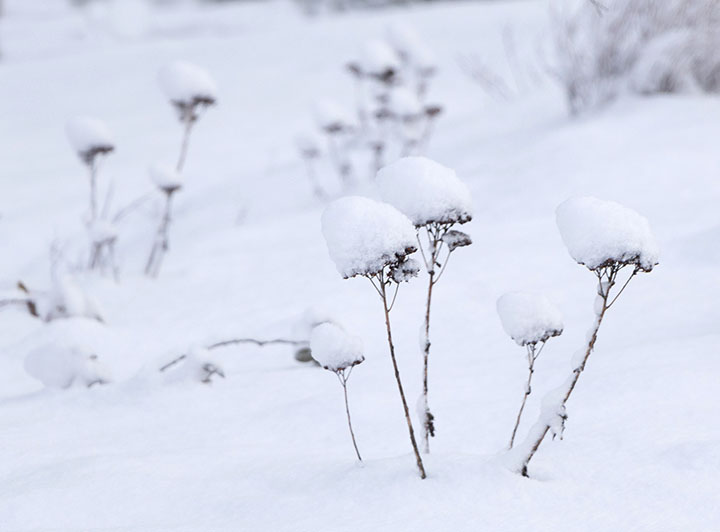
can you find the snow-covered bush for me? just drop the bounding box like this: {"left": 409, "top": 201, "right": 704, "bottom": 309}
{"left": 513, "top": 196, "right": 658, "bottom": 477}
{"left": 321, "top": 196, "right": 426, "bottom": 478}
{"left": 497, "top": 291, "right": 563, "bottom": 449}
{"left": 9, "top": 275, "right": 104, "bottom": 323}
{"left": 298, "top": 25, "right": 443, "bottom": 197}
{"left": 65, "top": 116, "right": 118, "bottom": 272}
{"left": 311, "top": 322, "right": 365, "bottom": 461}
{"left": 377, "top": 156, "right": 472, "bottom": 453}
{"left": 24, "top": 344, "right": 111, "bottom": 389}
{"left": 146, "top": 61, "right": 217, "bottom": 276}
{"left": 552, "top": 0, "right": 720, "bottom": 114}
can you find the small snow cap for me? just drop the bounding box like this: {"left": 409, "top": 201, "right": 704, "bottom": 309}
{"left": 149, "top": 163, "right": 183, "bottom": 193}
{"left": 313, "top": 99, "right": 355, "bottom": 133}
{"left": 386, "top": 22, "right": 437, "bottom": 72}
{"left": 321, "top": 196, "right": 417, "bottom": 279}
{"left": 361, "top": 39, "right": 402, "bottom": 81}
{"left": 65, "top": 116, "right": 115, "bottom": 161}
{"left": 497, "top": 292, "right": 564, "bottom": 347}
{"left": 390, "top": 87, "right": 423, "bottom": 118}
{"left": 310, "top": 322, "right": 364, "bottom": 372}
{"left": 158, "top": 60, "right": 217, "bottom": 106}
{"left": 377, "top": 156, "right": 473, "bottom": 227}
{"left": 24, "top": 344, "right": 110, "bottom": 389}
{"left": 556, "top": 196, "right": 660, "bottom": 272}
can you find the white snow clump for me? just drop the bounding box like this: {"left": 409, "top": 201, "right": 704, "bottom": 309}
{"left": 556, "top": 196, "right": 659, "bottom": 272}
{"left": 310, "top": 322, "right": 364, "bottom": 372}
{"left": 65, "top": 116, "right": 115, "bottom": 159}
{"left": 158, "top": 60, "right": 217, "bottom": 106}
{"left": 24, "top": 344, "right": 110, "bottom": 389}
{"left": 377, "top": 156, "right": 472, "bottom": 227}
{"left": 497, "top": 292, "right": 564, "bottom": 346}
{"left": 321, "top": 196, "right": 417, "bottom": 279}
{"left": 149, "top": 163, "right": 183, "bottom": 193}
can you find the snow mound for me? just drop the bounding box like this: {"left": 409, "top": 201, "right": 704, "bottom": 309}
{"left": 65, "top": 116, "right": 115, "bottom": 157}
{"left": 377, "top": 156, "right": 473, "bottom": 227}
{"left": 24, "top": 344, "right": 111, "bottom": 389}
{"left": 361, "top": 39, "right": 401, "bottom": 77}
{"left": 556, "top": 196, "right": 660, "bottom": 272}
{"left": 310, "top": 322, "right": 364, "bottom": 372}
{"left": 321, "top": 196, "right": 417, "bottom": 279}
{"left": 158, "top": 60, "right": 217, "bottom": 105}
{"left": 149, "top": 163, "right": 183, "bottom": 193}
{"left": 496, "top": 292, "right": 564, "bottom": 346}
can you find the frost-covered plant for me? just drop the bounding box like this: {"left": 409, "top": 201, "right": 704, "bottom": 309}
{"left": 163, "top": 346, "right": 225, "bottom": 385}
{"left": 145, "top": 163, "right": 183, "bottom": 277}
{"left": 321, "top": 196, "right": 426, "bottom": 478}
{"left": 24, "top": 344, "right": 111, "bottom": 389}
{"left": 146, "top": 61, "right": 216, "bottom": 276}
{"left": 377, "top": 156, "right": 472, "bottom": 453}
{"left": 311, "top": 322, "right": 365, "bottom": 461}
{"left": 299, "top": 26, "right": 443, "bottom": 196}
{"left": 551, "top": 0, "right": 720, "bottom": 114}
{"left": 65, "top": 116, "right": 118, "bottom": 271}
{"left": 497, "top": 292, "right": 563, "bottom": 449}
{"left": 513, "top": 196, "right": 659, "bottom": 477}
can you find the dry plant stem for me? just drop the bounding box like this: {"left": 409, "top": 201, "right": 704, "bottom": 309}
{"left": 337, "top": 369, "right": 362, "bottom": 461}
{"left": 159, "top": 337, "right": 308, "bottom": 372}
{"left": 88, "top": 159, "right": 98, "bottom": 222}
{"left": 372, "top": 270, "right": 427, "bottom": 479}
{"left": 145, "top": 191, "right": 175, "bottom": 277}
{"left": 508, "top": 343, "right": 542, "bottom": 449}
{"left": 177, "top": 113, "right": 194, "bottom": 172}
{"left": 519, "top": 264, "right": 637, "bottom": 477}
{"left": 418, "top": 223, "right": 452, "bottom": 453}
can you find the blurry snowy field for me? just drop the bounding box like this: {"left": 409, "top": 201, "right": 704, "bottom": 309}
{"left": 1, "top": 0, "right": 719, "bottom": 530}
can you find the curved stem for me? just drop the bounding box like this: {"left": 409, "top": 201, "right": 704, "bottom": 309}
{"left": 508, "top": 344, "right": 536, "bottom": 449}
{"left": 341, "top": 377, "right": 362, "bottom": 461}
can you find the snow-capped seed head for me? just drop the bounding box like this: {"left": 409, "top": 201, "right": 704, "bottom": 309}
{"left": 556, "top": 196, "right": 660, "bottom": 272}
{"left": 322, "top": 196, "right": 417, "bottom": 279}
{"left": 313, "top": 99, "right": 355, "bottom": 134}
{"left": 296, "top": 132, "right": 323, "bottom": 158}
{"left": 386, "top": 22, "right": 437, "bottom": 74}
{"left": 24, "top": 344, "right": 111, "bottom": 390}
{"left": 89, "top": 219, "right": 119, "bottom": 245}
{"left": 442, "top": 230, "right": 472, "bottom": 251}
{"left": 149, "top": 163, "right": 183, "bottom": 194}
{"left": 377, "top": 156, "right": 473, "bottom": 227}
{"left": 158, "top": 60, "right": 217, "bottom": 108}
{"left": 65, "top": 116, "right": 115, "bottom": 163}
{"left": 496, "top": 292, "right": 564, "bottom": 347}
{"left": 360, "top": 39, "right": 401, "bottom": 82}
{"left": 310, "top": 322, "right": 364, "bottom": 372}
{"left": 390, "top": 257, "right": 421, "bottom": 283}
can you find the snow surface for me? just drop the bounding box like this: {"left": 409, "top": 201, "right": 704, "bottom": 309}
{"left": 158, "top": 60, "right": 218, "bottom": 105}
{"left": 65, "top": 116, "right": 115, "bottom": 156}
{"left": 0, "top": 1, "right": 719, "bottom": 531}
{"left": 556, "top": 196, "right": 660, "bottom": 271}
{"left": 377, "top": 156, "right": 472, "bottom": 226}
{"left": 496, "top": 291, "right": 564, "bottom": 346}
{"left": 390, "top": 86, "right": 424, "bottom": 117}
{"left": 321, "top": 196, "right": 417, "bottom": 278}
{"left": 310, "top": 322, "right": 364, "bottom": 372}
{"left": 387, "top": 21, "right": 437, "bottom": 71}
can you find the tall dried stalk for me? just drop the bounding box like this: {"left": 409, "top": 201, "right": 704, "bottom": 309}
{"left": 335, "top": 367, "right": 362, "bottom": 461}
{"left": 368, "top": 268, "right": 427, "bottom": 479}
{"left": 508, "top": 341, "right": 543, "bottom": 449}
{"left": 517, "top": 263, "right": 640, "bottom": 477}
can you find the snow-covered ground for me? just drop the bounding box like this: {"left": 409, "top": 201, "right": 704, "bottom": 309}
{"left": 1, "top": 1, "right": 719, "bottom": 530}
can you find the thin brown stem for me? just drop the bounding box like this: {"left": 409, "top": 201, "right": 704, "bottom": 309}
{"left": 177, "top": 114, "right": 194, "bottom": 172}
{"left": 340, "top": 374, "right": 362, "bottom": 461}
{"left": 377, "top": 272, "right": 427, "bottom": 479}
{"left": 508, "top": 344, "right": 537, "bottom": 449}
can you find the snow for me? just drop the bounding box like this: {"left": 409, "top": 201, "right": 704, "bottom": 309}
{"left": 387, "top": 21, "right": 437, "bottom": 71}
{"left": 65, "top": 116, "right": 115, "bottom": 157}
{"left": 321, "top": 196, "right": 417, "bottom": 278}
{"left": 556, "top": 196, "right": 660, "bottom": 272}
{"left": 360, "top": 39, "right": 401, "bottom": 77}
{"left": 310, "top": 322, "right": 364, "bottom": 372}
{"left": 376, "top": 156, "right": 473, "bottom": 226}
{"left": 390, "top": 86, "right": 423, "bottom": 117}
{"left": 149, "top": 162, "right": 183, "bottom": 193}
{"left": 442, "top": 229, "right": 472, "bottom": 251}
{"left": 158, "top": 60, "right": 218, "bottom": 105}
{"left": 1, "top": 1, "right": 719, "bottom": 531}
{"left": 24, "top": 344, "right": 110, "bottom": 389}
{"left": 496, "top": 292, "right": 564, "bottom": 346}
{"left": 313, "top": 99, "right": 356, "bottom": 131}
